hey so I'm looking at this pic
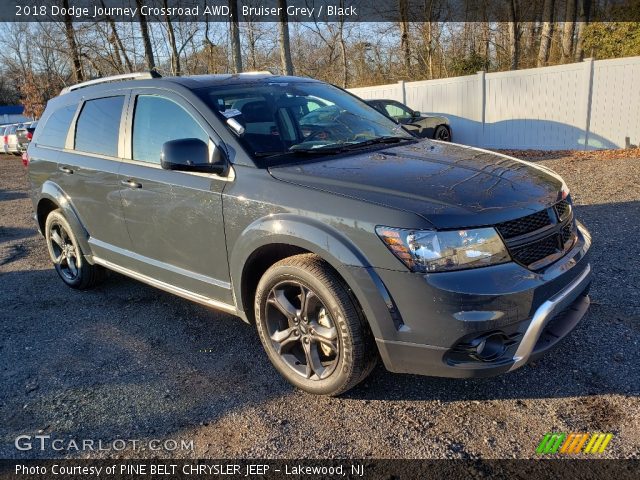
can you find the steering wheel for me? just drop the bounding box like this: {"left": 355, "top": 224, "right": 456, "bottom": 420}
{"left": 303, "top": 128, "right": 334, "bottom": 142}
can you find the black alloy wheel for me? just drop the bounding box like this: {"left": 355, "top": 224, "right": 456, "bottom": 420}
{"left": 45, "top": 209, "right": 104, "bottom": 289}
{"left": 48, "top": 220, "right": 80, "bottom": 282}
{"left": 434, "top": 125, "right": 451, "bottom": 141}
{"left": 265, "top": 280, "right": 340, "bottom": 380}
{"left": 254, "top": 254, "right": 376, "bottom": 395}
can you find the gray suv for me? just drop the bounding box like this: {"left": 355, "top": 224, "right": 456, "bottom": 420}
{"left": 27, "top": 72, "right": 592, "bottom": 395}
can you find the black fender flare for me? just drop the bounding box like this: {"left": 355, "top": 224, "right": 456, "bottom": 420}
{"left": 37, "top": 181, "right": 93, "bottom": 260}
{"left": 230, "top": 214, "right": 396, "bottom": 338}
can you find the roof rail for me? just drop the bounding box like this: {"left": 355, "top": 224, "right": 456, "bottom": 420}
{"left": 60, "top": 71, "right": 162, "bottom": 95}
{"left": 238, "top": 71, "right": 273, "bottom": 75}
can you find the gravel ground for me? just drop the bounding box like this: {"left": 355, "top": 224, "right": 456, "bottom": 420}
{"left": 1, "top": 151, "right": 639, "bottom": 460}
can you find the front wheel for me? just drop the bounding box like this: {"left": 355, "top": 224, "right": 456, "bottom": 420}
{"left": 45, "top": 209, "right": 104, "bottom": 289}
{"left": 254, "top": 254, "right": 376, "bottom": 396}
{"left": 434, "top": 125, "right": 451, "bottom": 141}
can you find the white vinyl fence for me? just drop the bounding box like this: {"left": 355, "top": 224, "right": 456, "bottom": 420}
{"left": 349, "top": 56, "right": 640, "bottom": 150}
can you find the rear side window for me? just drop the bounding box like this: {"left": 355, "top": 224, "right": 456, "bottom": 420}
{"left": 75, "top": 96, "right": 124, "bottom": 157}
{"left": 132, "top": 95, "right": 208, "bottom": 164}
{"left": 37, "top": 105, "right": 77, "bottom": 148}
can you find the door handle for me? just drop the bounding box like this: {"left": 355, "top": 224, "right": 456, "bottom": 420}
{"left": 121, "top": 179, "right": 142, "bottom": 189}
{"left": 58, "top": 165, "right": 74, "bottom": 174}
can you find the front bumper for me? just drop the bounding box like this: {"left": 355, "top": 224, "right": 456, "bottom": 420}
{"left": 369, "top": 222, "right": 592, "bottom": 378}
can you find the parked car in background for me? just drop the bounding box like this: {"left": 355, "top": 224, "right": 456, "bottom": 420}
{"left": 366, "top": 99, "right": 451, "bottom": 141}
{"left": 1, "top": 126, "right": 7, "bottom": 154}
{"left": 16, "top": 121, "right": 37, "bottom": 152}
{"left": 5, "top": 123, "right": 22, "bottom": 155}
{"left": 5, "top": 124, "right": 21, "bottom": 155}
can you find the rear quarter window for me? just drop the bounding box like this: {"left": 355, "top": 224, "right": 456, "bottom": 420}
{"left": 75, "top": 96, "right": 124, "bottom": 157}
{"left": 37, "top": 104, "right": 78, "bottom": 149}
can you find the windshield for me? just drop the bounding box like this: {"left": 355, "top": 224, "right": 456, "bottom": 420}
{"left": 195, "top": 81, "right": 413, "bottom": 160}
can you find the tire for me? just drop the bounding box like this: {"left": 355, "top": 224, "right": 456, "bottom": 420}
{"left": 254, "top": 254, "right": 376, "bottom": 396}
{"left": 434, "top": 125, "right": 451, "bottom": 141}
{"left": 45, "top": 209, "right": 105, "bottom": 289}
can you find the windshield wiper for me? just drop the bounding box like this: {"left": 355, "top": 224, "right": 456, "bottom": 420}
{"left": 254, "top": 145, "right": 346, "bottom": 158}
{"left": 255, "top": 136, "right": 412, "bottom": 158}
{"left": 344, "top": 136, "right": 412, "bottom": 150}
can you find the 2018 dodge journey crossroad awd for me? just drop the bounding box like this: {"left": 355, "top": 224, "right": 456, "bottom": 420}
{"left": 27, "top": 72, "right": 592, "bottom": 395}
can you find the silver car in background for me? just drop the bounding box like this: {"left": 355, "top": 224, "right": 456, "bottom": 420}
{"left": 1, "top": 126, "right": 7, "bottom": 154}
{"left": 5, "top": 124, "right": 21, "bottom": 155}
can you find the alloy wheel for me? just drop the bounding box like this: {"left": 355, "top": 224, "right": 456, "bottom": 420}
{"left": 48, "top": 222, "right": 80, "bottom": 281}
{"left": 265, "top": 281, "right": 340, "bottom": 380}
{"left": 436, "top": 127, "right": 450, "bottom": 141}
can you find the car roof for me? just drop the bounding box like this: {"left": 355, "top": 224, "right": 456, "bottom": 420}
{"left": 57, "top": 73, "right": 322, "bottom": 100}
{"left": 166, "top": 73, "right": 320, "bottom": 90}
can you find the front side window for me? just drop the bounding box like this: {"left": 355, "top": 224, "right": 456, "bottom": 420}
{"left": 38, "top": 104, "right": 77, "bottom": 148}
{"left": 132, "top": 95, "right": 208, "bottom": 164}
{"left": 75, "top": 96, "right": 124, "bottom": 157}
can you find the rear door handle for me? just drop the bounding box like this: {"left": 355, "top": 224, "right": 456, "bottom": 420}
{"left": 121, "top": 179, "right": 142, "bottom": 189}
{"left": 58, "top": 165, "right": 74, "bottom": 174}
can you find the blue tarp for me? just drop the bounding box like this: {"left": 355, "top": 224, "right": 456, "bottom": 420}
{"left": 0, "top": 105, "right": 24, "bottom": 115}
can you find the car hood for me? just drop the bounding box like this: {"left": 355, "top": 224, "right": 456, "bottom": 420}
{"left": 268, "top": 140, "right": 566, "bottom": 229}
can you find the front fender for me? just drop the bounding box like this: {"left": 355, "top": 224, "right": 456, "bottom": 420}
{"left": 230, "top": 214, "right": 398, "bottom": 339}
{"left": 37, "top": 181, "right": 93, "bottom": 260}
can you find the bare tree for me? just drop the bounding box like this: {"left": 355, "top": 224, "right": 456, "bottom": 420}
{"left": 278, "top": 0, "right": 294, "bottom": 75}
{"left": 62, "top": 0, "right": 83, "bottom": 82}
{"left": 135, "top": 0, "right": 155, "bottom": 70}
{"left": 562, "top": 0, "right": 577, "bottom": 62}
{"left": 574, "top": 0, "right": 591, "bottom": 62}
{"left": 420, "top": 0, "right": 441, "bottom": 79}
{"left": 398, "top": 0, "right": 411, "bottom": 76}
{"left": 507, "top": 0, "right": 519, "bottom": 70}
{"left": 101, "top": 0, "right": 132, "bottom": 73}
{"left": 229, "top": 0, "right": 242, "bottom": 73}
{"left": 338, "top": 5, "right": 348, "bottom": 87}
{"left": 537, "top": 0, "right": 555, "bottom": 67}
{"left": 163, "top": 0, "right": 180, "bottom": 75}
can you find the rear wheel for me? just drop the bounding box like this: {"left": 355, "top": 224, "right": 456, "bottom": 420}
{"left": 254, "top": 254, "right": 376, "bottom": 396}
{"left": 45, "top": 209, "right": 104, "bottom": 289}
{"left": 434, "top": 125, "right": 451, "bottom": 141}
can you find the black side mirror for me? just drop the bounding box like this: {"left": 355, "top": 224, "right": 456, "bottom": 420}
{"left": 161, "top": 138, "right": 227, "bottom": 175}
{"left": 412, "top": 110, "right": 421, "bottom": 118}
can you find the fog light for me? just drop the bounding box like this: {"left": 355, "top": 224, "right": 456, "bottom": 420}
{"left": 471, "top": 333, "right": 507, "bottom": 361}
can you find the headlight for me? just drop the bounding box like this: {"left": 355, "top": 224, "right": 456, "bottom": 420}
{"left": 376, "top": 226, "right": 510, "bottom": 272}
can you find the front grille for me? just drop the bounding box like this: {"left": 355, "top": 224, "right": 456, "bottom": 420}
{"left": 561, "top": 223, "right": 574, "bottom": 244}
{"left": 496, "top": 209, "right": 552, "bottom": 239}
{"left": 498, "top": 199, "right": 576, "bottom": 270}
{"left": 555, "top": 199, "right": 571, "bottom": 220}
{"left": 510, "top": 233, "right": 562, "bottom": 266}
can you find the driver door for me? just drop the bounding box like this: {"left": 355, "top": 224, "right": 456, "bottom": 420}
{"left": 118, "top": 90, "right": 233, "bottom": 304}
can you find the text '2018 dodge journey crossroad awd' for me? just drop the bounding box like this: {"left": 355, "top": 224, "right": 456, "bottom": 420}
{"left": 27, "top": 72, "right": 592, "bottom": 395}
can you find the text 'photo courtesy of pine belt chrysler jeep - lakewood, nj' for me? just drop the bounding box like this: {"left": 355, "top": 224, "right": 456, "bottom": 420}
{"left": 26, "top": 71, "right": 592, "bottom": 396}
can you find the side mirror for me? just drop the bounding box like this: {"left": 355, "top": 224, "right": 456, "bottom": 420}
{"left": 161, "top": 138, "right": 227, "bottom": 175}
{"left": 412, "top": 110, "right": 421, "bottom": 118}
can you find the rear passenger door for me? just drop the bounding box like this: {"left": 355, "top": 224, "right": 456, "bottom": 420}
{"left": 54, "top": 95, "right": 133, "bottom": 256}
{"left": 118, "top": 89, "right": 232, "bottom": 304}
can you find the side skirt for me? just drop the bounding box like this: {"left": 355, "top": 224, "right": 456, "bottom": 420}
{"left": 93, "top": 256, "right": 240, "bottom": 317}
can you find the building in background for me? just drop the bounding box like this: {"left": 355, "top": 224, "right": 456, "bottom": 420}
{"left": 0, "top": 106, "right": 29, "bottom": 126}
